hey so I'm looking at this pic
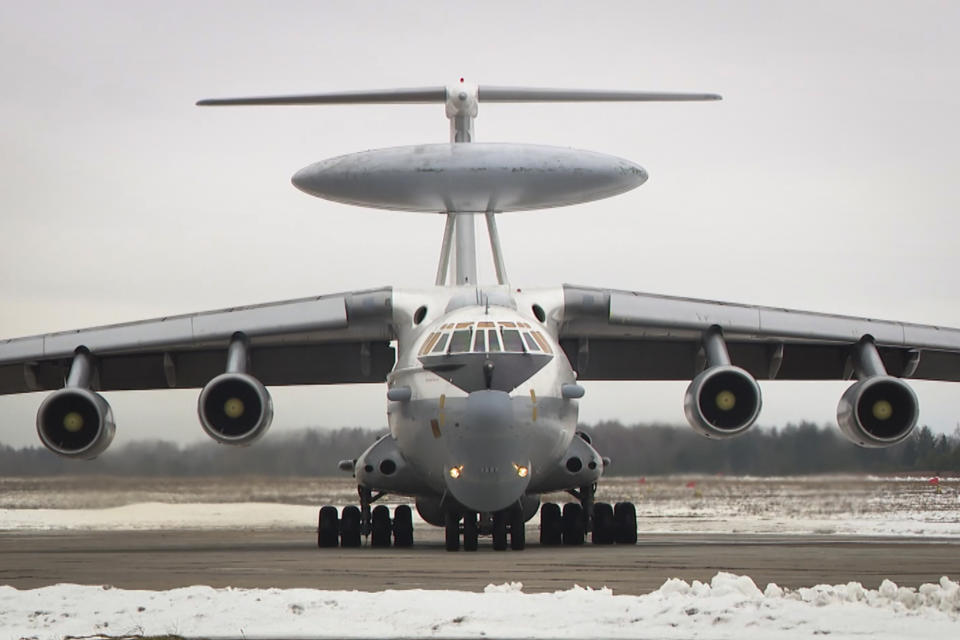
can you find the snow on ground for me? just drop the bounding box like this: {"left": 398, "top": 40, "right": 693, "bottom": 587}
{"left": 3, "top": 476, "right": 959, "bottom": 638}
{"left": 3, "top": 499, "right": 960, "bottom": 538}
{"left": 1, "top": 572, "right": 958, "bottom": 639}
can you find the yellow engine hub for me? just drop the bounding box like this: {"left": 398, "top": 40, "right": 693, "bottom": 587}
{"left": 715, "top": 390, "right": 736, "bottom": 411}
{"left": 224, "top": 398, "right": 245, "bottom": 419}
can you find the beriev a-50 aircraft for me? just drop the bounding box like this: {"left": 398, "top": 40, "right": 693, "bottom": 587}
{"left": 3, "top": 81, "right": 960, "bottom": 551}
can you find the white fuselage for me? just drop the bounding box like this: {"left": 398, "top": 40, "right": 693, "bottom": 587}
{"left": 379, "top": 285, "right": 581, "bottom": 510}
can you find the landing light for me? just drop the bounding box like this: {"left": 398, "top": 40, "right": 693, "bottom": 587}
{"left": 513, "top": 463, "right": 529, "bottom": 478}
{"left": 449, "top": 466, "right": 463, "bottom": 479}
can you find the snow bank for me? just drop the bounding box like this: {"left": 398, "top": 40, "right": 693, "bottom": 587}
{"left": 0, "top": 502, "right": 320, "bottom": 531}
{"left": 2, "top": 572, "right": 958, "bottom": 640}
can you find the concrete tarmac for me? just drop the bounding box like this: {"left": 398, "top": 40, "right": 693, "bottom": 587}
{"left": 2, "top": 528, "right": 959, "bottom": 594}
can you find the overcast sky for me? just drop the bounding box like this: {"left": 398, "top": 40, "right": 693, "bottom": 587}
{"left": 1, "top": 1, "right": 959, "bottom": 448}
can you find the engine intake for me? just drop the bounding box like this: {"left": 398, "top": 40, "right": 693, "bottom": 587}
{"left": 198, "top": 372, "right": 273, "bottom": 445}
{"left": 683, "top": 327, "right": 762, "bottom": 438}
{"left": 837, "top": 376, "right": 918, "bottom": 447}
{"left": 37, "top": 387, "right": 115, "bottom": 459}
{"left": 684, "top": 365, "right": 762, "bottom": 438}
{"left": 836, "top": 337, "right": 919, "bottom": 448}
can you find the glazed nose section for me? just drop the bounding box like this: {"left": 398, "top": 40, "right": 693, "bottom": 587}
{"left": 444, "top": 390, "right": 531, "bottom": 513}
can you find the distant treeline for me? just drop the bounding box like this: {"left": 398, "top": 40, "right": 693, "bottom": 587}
{"left": 583, "top": 421, "right": 960, "bottom": 476}
{"left": 1, "top": 422, "right": 958, "bottom": 477}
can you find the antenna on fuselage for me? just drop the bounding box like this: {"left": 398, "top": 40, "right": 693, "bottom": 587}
{"left": 198, "top": 81, "right": 721, "bottom": 288}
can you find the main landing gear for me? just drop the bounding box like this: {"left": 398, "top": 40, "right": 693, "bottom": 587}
{"left": 317, "top": 486, "right": 414, "bottom": 548}
{"left": 317, "top": 484, "right": 636, "bottom": 549}
{"left": 539, "top": 484, "right": 638, "bottom": 546}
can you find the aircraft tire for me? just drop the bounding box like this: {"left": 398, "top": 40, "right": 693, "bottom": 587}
{"left": 539, "top": 503, "right": 562, "bottom": 546}
{"left": 510, "top": 508, "right": 526, "bottom": 550}
{"left": 371, "top": 505, "right": 392, "bottom": 547}
{"left": 592, "top": 502, "right": 614, "bottom": 544}
{"left": 393, "top": 504, "right": 414, "bottom": 547}
{"left": 463, "top": 511, "right": 479, "bottom": 551}
{"left": 340, "top": 505, "right": 362, "bottom": 548}
{"left": 492, "top": 510, "right": 508, "bottom": 551}
{"left": 561, "top": 503, "right": 584, "bottom": 545}
{"left": 318, "top": 505, "right": 339, "bottom": 548}
{"left": 445, "top": 511, "right": 460, "bottom": 552}
{"left": 614, "top": 502, "right": 638, "bottom": 544}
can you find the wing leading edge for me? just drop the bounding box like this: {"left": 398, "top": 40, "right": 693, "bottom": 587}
{"left": 560, "top": 285, "right": 960, "bottom": 382}
{"left": 0, "top": 288, "right": 396, "bottom": 395}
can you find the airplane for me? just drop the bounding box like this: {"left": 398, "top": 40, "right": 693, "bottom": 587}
{"left": 2, "top": 80, "right": 960, "bottom": 552}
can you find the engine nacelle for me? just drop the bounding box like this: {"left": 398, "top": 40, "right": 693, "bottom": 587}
{"left": 36, "top": 388, "right": 116, "bottom": 459}
{"left": 198, "top": 372, "right": 273, "bottom": 445}
{"left": 684, "top": 365, "right": 762, "bottom": 438}
{"left": 837, "top": 376, "right": 918, "bottom": 447}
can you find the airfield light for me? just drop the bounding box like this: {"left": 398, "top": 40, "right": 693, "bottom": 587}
{"left": 63, "top": 412, "right": 84, "bottom": 433}
{"left": 449, "top": 466, "right": 462, "bottom": 479}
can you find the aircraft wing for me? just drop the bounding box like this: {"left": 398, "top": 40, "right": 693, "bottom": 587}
{"left": 0, "top": 288, "right": 396, "bottom": 395}
{"left": 559, "top": 285, "right": 960, "bottom": 382}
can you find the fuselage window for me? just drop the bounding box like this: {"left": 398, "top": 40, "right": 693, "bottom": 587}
{"left": 449, "top": 329, "right": 473, "bottom": 353}
{"left": 487, "top": 329, "right": 502, "bottom": 352}
{"left": 473, "top": 329, "right": 486, "bottom": 352}
{"left": 431, "top": 333, "right": 451, "bottom": 354}
{"left": 522, "top": 332, "right": 541, "bottom": 352}
{"left": 477, "top": 321, "right": 495, "bottom": 329}
{"left": 501, "top": 329, "right": 524, "bottom": 352}
{"left": 531, "top": 331, "right": 553, "bottom": 354}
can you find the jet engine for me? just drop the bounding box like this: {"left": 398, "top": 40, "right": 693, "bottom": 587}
{"left": 198, "top": 334, "right": 273, "bottom": 445}
{"left": 683, "top": 328, "right": 762, "bottom": 438}
{"left": 37, "top": 387, "right": 116, "bottom": 459}
{"left": 198, "top": 373, "right": 273, "bottom": 444}
{"left": 684, "top": 365, "right": 762, "bottom": 438}
{"left": 36, "top": 349, "right": 115, "bottom": 459}
{"left": 837, "top": 376, "right": 918, "bottom": 447}
{"left": 835, "top": 337, "right": 918, "bottom": 448}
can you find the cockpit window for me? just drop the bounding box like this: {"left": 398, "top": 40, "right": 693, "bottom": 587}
{"left": 501, "top": 329, "right": 524, "bottom": 352}
{"left": 419, "top": 332, "right": 441, "bottom": 356}
{"left": 522, "top": 332, "right": 541, "bottom": 352}
{"left": 449, "top": 329, "right": 473, "bottom": 353}
{"left": 431, "top": 333, "right": 450, "bottom": 354}
{"left": 531, "top": 331, "right": 553, "bottom": 354}
{"left": 473, "top": 330, "right": 486, "bottom": 352}
{"left": 487, "top": 329, "right": 501, "bottom": 352}
{"left": 422, "top": 321, "right": 554, "bottom": 357}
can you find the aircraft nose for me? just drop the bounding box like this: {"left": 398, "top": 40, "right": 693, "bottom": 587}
{"left": 443, "top": 390, "right": 531, "bottom": 513}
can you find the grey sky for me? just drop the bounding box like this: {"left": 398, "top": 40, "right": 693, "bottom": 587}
{"left": 1, "top": 1, "right": 959, "bottom": 448}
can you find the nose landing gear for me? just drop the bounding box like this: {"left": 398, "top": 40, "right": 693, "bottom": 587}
{"left": 445, "top": 506, "right": 526, "bottom": 551}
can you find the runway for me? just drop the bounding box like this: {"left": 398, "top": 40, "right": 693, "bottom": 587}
{"left": 2, "top": 528, "right": 958, "bottom": 594}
